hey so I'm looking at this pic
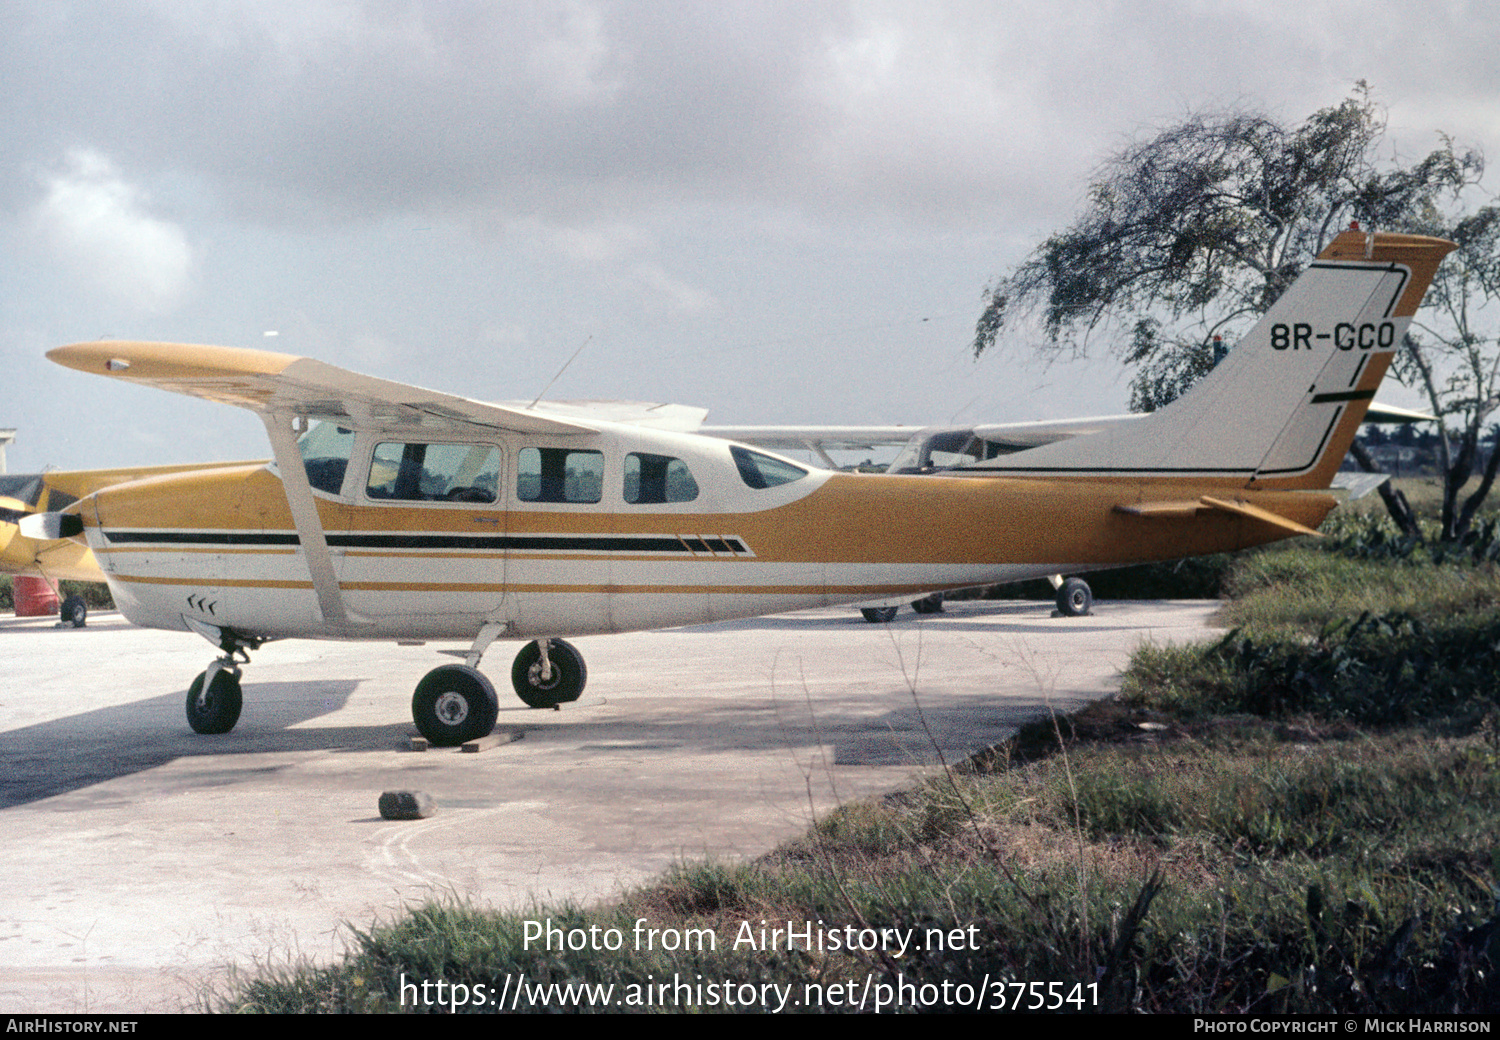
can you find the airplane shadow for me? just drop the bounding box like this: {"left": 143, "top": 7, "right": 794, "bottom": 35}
{"left": 696, "top": 604, "right": 1181, "bottom": 638}
{"left": 692, "top": 604, "right": 1059, "bottom": 633}
{"left": 0, "top": 679, "right": 414, "bottom": 809}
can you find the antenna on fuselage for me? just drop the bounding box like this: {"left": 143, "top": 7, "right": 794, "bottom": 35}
{"left": 527, "top": 335, "right": 593, "bottom": 410}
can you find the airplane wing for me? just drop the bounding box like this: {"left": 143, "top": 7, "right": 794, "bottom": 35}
{"left": 699, "top": 425, "right": 921, "bottom": 450}
{"left": 700, "top": 416, "right": 1147, "bottom": 469}
{"left": 523, "top": 399, "right": 709, "bottom": 431}
{"left": 47, "top": 341, "right": 599, "bottom": 436}
{"left": 705, "top": 404, "right": 1432, "bottom": 463}
{"left": 47, "top": 340, "right": 608, "bottom": 630}
{"left": 697, "top": 425, "right": 925, "bottom": 468}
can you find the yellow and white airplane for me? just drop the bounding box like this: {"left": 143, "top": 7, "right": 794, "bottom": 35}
{"left": 25, "top": 228, "right": 1453, "bottom": 745}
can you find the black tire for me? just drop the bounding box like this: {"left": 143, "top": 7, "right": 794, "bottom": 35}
{"left": 1057, "top": 577, "right": 1093, "bottom": 617}
{"left": 511, "top": 640, "right": 587, "bottom": 709}
{"left": 186, "top": 669, "right": 244, "bottom": 734}
{"left": 412, "top": 665, "right": 499, "bottom": 746}
{"left": 60, "top": 594, "right": 87, "bottom": 628}
{"left": 911, "top": 592, "right": 945, "bottom": 614}
{"left": 861, "top": 606, "right": 899, "bottom": 624}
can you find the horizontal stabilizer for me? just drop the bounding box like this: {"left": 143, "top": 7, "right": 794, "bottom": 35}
{"left": 1331, "top": 472, "right": 1390, "bottom": 500}
{"left": 1114, "top": 496, "right": 1322, "bottom": 537}
{"left": 1112, "top": 500, "right": 1203, "bottom": 519}
{"left": 1199, "top": 496, "right": 1322, "bottom": 536}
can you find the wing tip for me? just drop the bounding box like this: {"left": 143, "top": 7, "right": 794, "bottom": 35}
{"left": 48, "top": 341, "right": 301, "bottom": 381}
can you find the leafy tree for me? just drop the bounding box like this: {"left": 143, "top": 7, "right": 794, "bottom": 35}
{"left": 973, "top": 85, "right": 1494, "bottom": 539}
{"left": 1394, "top": 205, "right": 1500, "bottom": 540}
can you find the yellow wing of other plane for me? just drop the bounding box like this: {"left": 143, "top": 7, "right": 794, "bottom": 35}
{"left": 0, "top": 461, "right": 260, "bottom": 582}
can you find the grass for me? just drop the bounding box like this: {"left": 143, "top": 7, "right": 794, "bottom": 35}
{"left": 1221, "top": 545, "right": 1500, "bottom": 633}
{"left": 214, "top": 716, "right": 1500, "bottom": 1012}
{"left": 210, "top": 501, "right": 1500, "bottom": 1013}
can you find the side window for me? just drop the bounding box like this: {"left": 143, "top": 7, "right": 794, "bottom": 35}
{"left": 366, "top": 442, "right": 500, "bottom": 502}
{"left": 624, "top": 453, "right": 699, "bottom": 504}
{"left": 517, "top": 447, "right": 604, "bottom": 504}
{"left": 298, "top": 421, "right": 356, "bottom": 495}
{"left": 729, "top": 445, "right": 807, "bottom": 490}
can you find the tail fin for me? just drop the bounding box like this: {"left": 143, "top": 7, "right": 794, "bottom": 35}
{"left": 977, "top": 230, "right": 1455, "bottom": 489}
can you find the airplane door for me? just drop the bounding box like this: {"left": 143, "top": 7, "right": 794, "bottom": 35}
{"left": 339, "top": 438, "right": 507, "bottom": 628}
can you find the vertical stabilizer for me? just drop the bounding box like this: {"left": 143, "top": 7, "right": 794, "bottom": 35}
{"left": 974, "top": 230, "right": 1455, "bottom": 489}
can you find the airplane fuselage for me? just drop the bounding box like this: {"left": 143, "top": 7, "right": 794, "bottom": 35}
{"left": 77, "top": 422, "right": 1334, "bottom": 644}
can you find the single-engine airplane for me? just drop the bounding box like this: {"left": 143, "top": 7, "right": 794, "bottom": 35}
{"left": 25, "top": 228, "right": 1453, "bottom": 746}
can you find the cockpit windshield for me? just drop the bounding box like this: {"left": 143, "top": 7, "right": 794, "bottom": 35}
{"left": 729, "top": 445, "right": 807, "bottom": 490}
{"left": 297, "top": 421, "right": 356, "bottom": 495}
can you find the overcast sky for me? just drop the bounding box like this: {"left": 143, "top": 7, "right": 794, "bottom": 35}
{"left": 4, "top": 0, "right": 1497, "bottom": 472}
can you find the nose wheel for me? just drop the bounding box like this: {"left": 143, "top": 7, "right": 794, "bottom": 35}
{"left": 187, "top": 663, "right": 244, "bottom": 734}
{"left": 511, "top": 639, "right": 587, "bottom": 709}
{"left": 183, "top": 626, "right": 262, "bottom": 735}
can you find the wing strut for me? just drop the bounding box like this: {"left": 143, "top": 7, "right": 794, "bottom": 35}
{"left": 262, "top": 412, "right": 358, "bottom": 628}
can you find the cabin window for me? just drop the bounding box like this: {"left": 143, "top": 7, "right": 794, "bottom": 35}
{"left": 298, "top": 421, "right": 356, "bottom": 495}
{"left": 624, "top": 453, "right": 699, "bottom": 504}
{"left": 517, "top": 447, "right": 603, "bottom": 504}
{"left": 729, "top": 445, "right": 807, "bottom": 490}
{"left": 366, "top": 442, "right": 500, "bottom": 502}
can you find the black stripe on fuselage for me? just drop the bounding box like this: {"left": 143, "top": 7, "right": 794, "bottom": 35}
{"left": 101, "top": 529, "right": 752, "bottom": 555}
{"left": 103, "top": 530, "right": 299, "bottom": 545}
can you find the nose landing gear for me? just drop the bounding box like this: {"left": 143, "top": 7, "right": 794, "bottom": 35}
{"left": 183, "top": 625, "right": 263, "bottom": 735}
{"left": 187, "top": 664, "right": 243, "bottom": 734}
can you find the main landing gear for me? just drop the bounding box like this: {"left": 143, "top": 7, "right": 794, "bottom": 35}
{"left": 1052, "top": 576, "right": 1093, "bottom": 617}
{"left": 510, "top": 639, "right": 587, "bottom": 710}
{"left": 860, "top": 593, "right": 945, "bottom": 623}
{"left": 178, "top": 621, "right": 590, "bottom": 745}
{"left": 60, "top": 594, "right": 88, "bottom": 628}
{"left": 411, "top": 664, "right": 499, "bottom": 745}
{"left": 411, "top": 633, "right": 588, "bottom": 745}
